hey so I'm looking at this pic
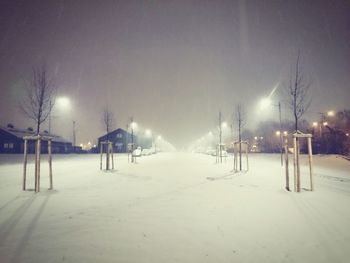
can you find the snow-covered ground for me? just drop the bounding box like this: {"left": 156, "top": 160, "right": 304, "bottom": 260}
{"left": 0, "top": 152, "right": 349, "bottom": 263}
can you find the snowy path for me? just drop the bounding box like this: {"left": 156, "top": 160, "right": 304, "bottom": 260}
{"left": 0, "top": 153, "right": 349, "bottom": 263}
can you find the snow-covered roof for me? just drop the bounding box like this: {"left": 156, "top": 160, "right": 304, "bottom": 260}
{"left": 0, "top": 126, "right": 71, "bottom": 144}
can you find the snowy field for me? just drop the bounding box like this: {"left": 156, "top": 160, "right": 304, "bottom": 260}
{"left": 0, "top": 152, "right": 349, "bottom": 263}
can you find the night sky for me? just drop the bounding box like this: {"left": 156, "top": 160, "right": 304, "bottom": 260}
{"left": 0, "top": 0, "right": 349, "bottom": 148}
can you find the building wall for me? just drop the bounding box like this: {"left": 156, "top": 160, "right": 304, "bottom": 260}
{"left": 0, "top": 129, "right": 72, "bottom": 154}
{"left": 0, "top": 129, "right": 21, "bottom": 153}
{"left": 98, "top": 129, "right": 137, "bottom": 153}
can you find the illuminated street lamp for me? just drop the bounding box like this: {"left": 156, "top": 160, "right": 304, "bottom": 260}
{"left": 259, "top": 97, "right": 283, "bottom": 165}
{"left": 312, "top": 122, "right": 318, "bottom": 127}
{"left": 56, "top": 97, "right": 71, "bottom": 109}
{"left": 275, "top": 130, "right": 281, "bottom": 136}
{"left": 327, "top": 111, "right": 335, "bottom": 117}
{"left": 49, "top": 96, "right": 71, "bottom": 135}
{"left": 145, "top": 129, "right": 152, "bottom": 137}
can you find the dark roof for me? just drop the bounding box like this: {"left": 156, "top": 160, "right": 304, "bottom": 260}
{"left": 98, "top": 128, "right": 134, "bottom": 140}
{"left": 0, "top": 126, "right": 71, "bottom": 144}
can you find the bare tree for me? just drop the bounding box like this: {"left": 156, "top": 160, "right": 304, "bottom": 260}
{"left": 102, "top": 107, "right": 114, "bottom": 140}
{"left": 235, "top": 104, "right": 245, "bottom": 171}
{"left": 286, "top": 51, "right": 311, "bottom": 132}
{"left": 21, "top": 65, "right": 56, "bottom": 134}
{"left": 101, "top": 107, "right": 115, "bottom": 170}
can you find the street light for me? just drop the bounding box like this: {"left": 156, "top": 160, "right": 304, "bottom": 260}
{"left": 49, "top": 96, "right": 71, "bottom": 134}
{"left": 327, "top": 111, "right": 335, "bottom": 117}
{"left": 259, "top": 96, "right": 283, "bottom": 165}
{"left": 260, "top": 97, "right": 272, "bottom": 110}
{"left": 145, "top": 129, "right": 152, "bottom": 137}
{"left": 56, "top": 97, "right": 71, "bottom": 109}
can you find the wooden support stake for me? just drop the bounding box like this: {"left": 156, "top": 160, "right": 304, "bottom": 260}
{"left": 296, "top": 139, "right": 301, "bottom": 192}
{"left": 37, "top": 139, "right": 41, "bottom": 192}
{"left": 111, "top": 145, "right": 114, "bottom": 170}
{"left": 308, "top": 137, "right": 314, "bottom": 191}
{"left": 106, "top": 142, "right": 109, "bottom": 170}
{"left": 100, "top": 144, "right": 103, "bottom": 170}
{"left": 246, "top": 145, "right": 249, "bottom": 171}
{"left": 233, "top": 148, "right": 237, "bottom": 172}
{"left": 284, "top": 138, "right": 290, "bottom": 191}
{"left": 34, "top": 140, "right": 38, "bottom": 192}
{"left": 23, "top": 140, "right": 28, "bottom": 190}
{"left": 293, "top": 137, "right": 297, "bottom": 192}
{"left": 48, "top": 140, "right": 53, "bottom": 189}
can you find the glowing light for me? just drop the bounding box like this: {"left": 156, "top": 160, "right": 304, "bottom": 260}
{"left": 145, "top": 129, "right": 152, "bottom": 137}
{"left": 283, "top": 131, "right": 288, "bottom": 136}
{"left": 323, "top": 122, "right": 328, "bottom": 126}
{"left": 260, "top": 97, "right": 271, "bottom": 109}
{"left": 327, "top": 111, "right": 335, "bottom": 117}
{"left": 56, "top": 97, "right": 71, "bottom": 109}
{"left": 312, "top": 122, "right": 318, "bottom": 127}
{"left": 254, "top": 136, "right": 258, "bottom": 140}
{"left": 275, "top": 131, "right": 281, "bottom": 136}
{"left": 221, "top": 122, "right": 228, "bottom": 128}
{"left": 130, "top": 122, "right": 137, "bottom": 129}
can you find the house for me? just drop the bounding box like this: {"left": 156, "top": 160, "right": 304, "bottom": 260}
{"left": 98, "top": 128, "right": 153, "bottom": 153}
{"left": 98, "top": 128, "right": 136, "bottom": 153}
{"left": 0, "top": 124, "right": 72, "bottom": 154}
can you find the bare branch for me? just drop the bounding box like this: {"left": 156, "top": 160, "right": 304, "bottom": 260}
{"left": 284, "top": 51, "right": 312, "bottom": 132}
{"left": 21, "top": 64, "right": 57, "bottom": 134}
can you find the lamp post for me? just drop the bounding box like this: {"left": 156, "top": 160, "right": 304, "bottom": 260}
{"left": 260, "top": 97, "right": 283, "bottom": 165}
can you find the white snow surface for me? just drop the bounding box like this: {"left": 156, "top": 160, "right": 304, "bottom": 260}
{"left": 0, "top": 153, "right": 349, "bottom": 263}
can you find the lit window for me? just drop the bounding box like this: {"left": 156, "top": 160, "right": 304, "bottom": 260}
{"left": 9, "top": 143, "right": 14, "bottom": 149}
{"left": 4, "top": 143, "right": 8, "bottom": 148}
{"left": 116, "top": 133, "right": 123, "bottom": 138}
